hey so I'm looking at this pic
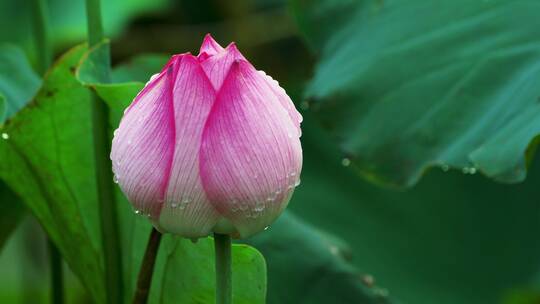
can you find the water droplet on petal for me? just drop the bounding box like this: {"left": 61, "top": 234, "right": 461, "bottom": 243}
{"left": 469, "top": 167, "right": 477, "bottom": 174}
{"left": 294, "top": 179, "right": 301, "bottom": 187}
{"left": 264, "top": 226, "right": 269, "bottom": 231}
{"left": 113, "top": 175, "right": 119, "bottom": 183}
{"left": 134, "top": 209, "right": 141, "bottom": 215}
{"left": 171, "top": 202, "right": 179, "bottom": 208}
{"left": 341, "top": 158, "right": 351, "bottom": 167}
{"left": 441, "top": 164, "right": 449, "bottom": 172}
{"left": 254, "top": 201, "right": 265, "bottom": 212}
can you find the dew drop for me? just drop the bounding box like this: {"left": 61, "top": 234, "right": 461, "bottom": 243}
{"left": 113, "top": 175, "right": 119, "bottom": 184}
{"left": 290, "top": 172, "right": 297, "bottom": 177}
{"left": 171, "top": 202, "right": 179, "bottom": 208}
{"left": 179, "top": 197, "right": 191, "bottom": 210}
{"left": 469, "top": 167, "right": 477, "bottom": 174}
{"left": 441, "top": 164, "right": 450, "bottom": 172}
{"left": 1, "top": 133, "right": 9, "bottom": 140}
{"left": 264, "top": 226, "right": 269, "bottom": 231}
{"left": 462, "top": 167, "right": 470, "bottom": 174}
{"left": 254, "top": 201, "right": 265, "bottom": 212}
{"left": 267, "top": 191, "right": 277, "bottom": 202}
{"left": 134, "top": 209, "right": 141, "bottom": 215}
{"left": 294, "top": 179, "right": 301, "bottom": 187}
{"left": 239, "top": 202, "right": 248, "bottom": 211}
{"left": 341, "top": 158, "right": 351, "bottom": 167}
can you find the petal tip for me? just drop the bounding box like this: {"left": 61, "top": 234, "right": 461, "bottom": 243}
{"left": 199, "top": 33, "right": 224, "bottom": 57}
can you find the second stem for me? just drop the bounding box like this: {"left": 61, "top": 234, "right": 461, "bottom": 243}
{"left": 214, "top": 233, "right": 232, "bottom": 304}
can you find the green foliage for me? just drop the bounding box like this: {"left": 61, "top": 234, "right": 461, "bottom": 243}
{"left": 0, "top": 44, "right": 106, "bottom": 302}
{"left": 291, "top": 0, "right": 540, "bottom": 187}
{"left": 249, "top": 212, "right": 396, "bottom": 304}
{"left": 285, "top": 114, "right": 540, "bottom": 304}
{"left": 0, "top": 44, "right": 41, "bottom": 122}
{"left": 0, "top": 0, "right": 169, "bottom": 54}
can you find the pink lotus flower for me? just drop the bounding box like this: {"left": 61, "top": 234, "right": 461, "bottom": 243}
{"left": 111, "top": 34, "right": 303, "bottom": 238}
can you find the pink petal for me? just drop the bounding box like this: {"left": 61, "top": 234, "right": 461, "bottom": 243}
{"left": 257, "top": 70, "right": 303, "bottom": 136}
{"left": 111, "top": 65, "right": 176, "bottom": 219}
{"left": 199, "top": 59, "right": 303, "bottom": 238}
{"left": 157, "top": 54, "right": 222, "bottom": 237}
{"left": 200, "top": 43, "right": 245, "bottom": 90}
{"left": 198, "top": 34, "right": 224, "bottom": 61}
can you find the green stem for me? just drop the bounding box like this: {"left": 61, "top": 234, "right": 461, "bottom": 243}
{"left": 31, "top": 2, "right": 63, "bottom": 303}
{"left": 132, "top": 228, "right": 162, "bottom": 304}
{"left": 31, "top": 0, "right": 52, "bottom": 75}
{"left": 85, "top": 1, "right": 122, "bottom": 303}
{"left": 214, "top": 234, "right": 232, "bottom": 304}
{"left": 47, "top": 241, "right": 64, "bottom": 304}
{"left": 85, "top": 0, "right": 105, "bottom": 47}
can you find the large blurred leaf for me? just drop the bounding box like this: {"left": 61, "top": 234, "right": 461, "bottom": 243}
{"left": 0, "top": 44, "right": 106, "bottom": 302}
{"left": 291, "top": 0, "right": 540, "bottom": 187}
{"left": 249, "top": 212, "right": 396, "bottom": 304}
{"left": 0, "top": 44, "right": 41, "bottom": 121}
{"left": 286, "top": 113, "right": 540, "bottom": 304}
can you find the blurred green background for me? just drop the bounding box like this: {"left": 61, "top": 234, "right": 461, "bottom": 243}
{"left": 1, "top": 0, "right": 540, "bottom": 303}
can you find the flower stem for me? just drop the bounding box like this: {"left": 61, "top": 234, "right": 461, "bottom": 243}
{"left": 214, "top": 233, "right": 232, "bottom": 304}
{"left": 133, "top": 228, "right": 162, "bottom": 304}
{"left": 31, "top": 2, "right": 63, "bottom": 303}
{"left": 47, "top": 240, "right": 64, "bottom": 304}
{"left": 85, "top": 0, "right": 122, "bottom": 303}
{"left": 31, "top": 0, "right": 51, "bottom": 75}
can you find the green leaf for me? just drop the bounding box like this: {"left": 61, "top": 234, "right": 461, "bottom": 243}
{"left": 249, "top": 212, "right": 396, "bottom": 304}
{"left": 0, "top": 44, "right": 106, "bottom": 303}
{"left": 0, "top": 44, "right": 41, "bottom": 122}
{"left": 285, "top": 113, "right": 540, "bottom": 304}
{"left": 118, "top": 216, "right": 267, "bottom": 304}
{"left": 291, "top": 0, "right": 540, "bottom": 187}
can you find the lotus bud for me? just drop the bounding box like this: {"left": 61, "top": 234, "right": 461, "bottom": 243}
{"left": 111, "top": 34, "right": 303, "bottom": 239}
